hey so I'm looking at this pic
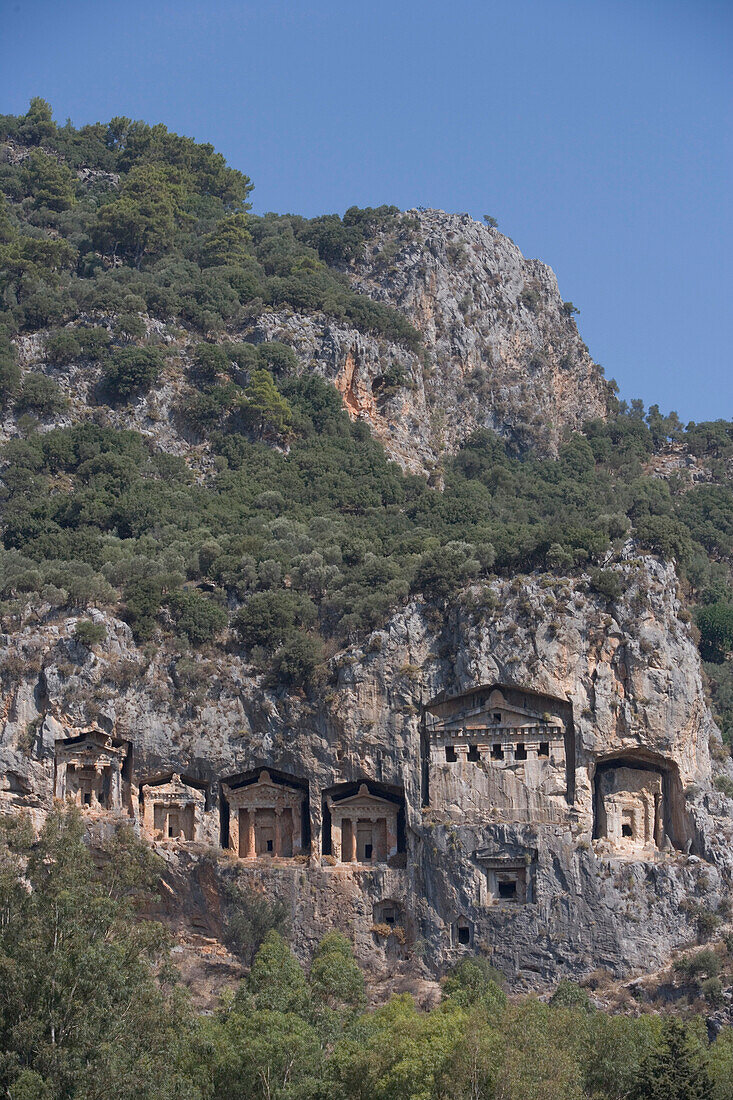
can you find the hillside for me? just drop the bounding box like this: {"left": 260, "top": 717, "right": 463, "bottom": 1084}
{"left": 1, "top": 97, "right": 733, "bottom": 1060}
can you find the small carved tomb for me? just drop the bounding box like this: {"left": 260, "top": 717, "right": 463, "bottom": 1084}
{"left": 476, "top": 850, "right": 535, "bottom": 904}
{"left": 224, "top": 770, "right": 305, "bottom": 858}
{"left": 596, "top": 766, "right": 663, "bottom": 851}
{"left": 54, "top": 728, "right": 128, "bottom": 812}
{"left": 141, "top": 774, "right": 205, "bottom": 842}
{"left": 327, "top": 784, "right": 398, "bottom": 865}
{"left": 451, "top": 917, "right": 472, "bottom": 946}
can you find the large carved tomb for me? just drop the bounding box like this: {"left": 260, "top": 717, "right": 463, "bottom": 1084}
{"left": 423, "top": 683, "right": 572, "bottom": 823}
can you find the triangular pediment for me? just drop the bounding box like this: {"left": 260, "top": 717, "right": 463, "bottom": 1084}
{"left": 328, "top": 784, "right": 397, "bottom": 813}
{"left": 142, "top": 774, "right": 204, "bottom": 801}
{"left": 437, "top": 704, "right": 563, "bottom": 731}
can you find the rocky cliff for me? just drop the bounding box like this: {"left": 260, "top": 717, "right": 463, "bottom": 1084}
{"left": 2, "top": 545, "right": 730, "bottom": 990}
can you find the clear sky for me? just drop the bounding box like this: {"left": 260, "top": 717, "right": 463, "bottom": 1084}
{"left": 2, "top": 0, "right": 731, "bottom": 423}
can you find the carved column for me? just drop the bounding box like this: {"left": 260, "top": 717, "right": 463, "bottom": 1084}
{"left": 274, "top": 808, "right": 282, "bottom": 857}
{"left": 110, "top": 757, "right": 122, "bottom": 811}
{"left": 93, "top": 765, "right": 103, "bottom": 807}
{"left": 342, "top": 817, "right": 356, "bottom": 863}
{"left": 228, "top": 802, "right": 240, "bottom": 855}
{"left": 142, "top": 790, "right": 155, "bottom": 838}
{"left": 387, "top": 811, "right": 398, "bottom": 858}
{"left": 55, "top": 760, "right": 67, "bottom": 800}
{"left": 292, "top": 800, "right": 302, "bottom": 854}
{"left": 247, "top": 809, "right": 256, "bottom": 857}
{"left": 376, "top": 818, "right": 388, "bottom": 861}
{"left": 331, "top": 814, "right": 342, "bottom": 861}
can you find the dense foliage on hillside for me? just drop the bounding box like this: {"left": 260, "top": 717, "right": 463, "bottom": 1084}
{"left": 0, "top": 809, "right": 732, "bottom": 1100}
{"left": 0, "top": 100, "right": 732, "bottom": 737}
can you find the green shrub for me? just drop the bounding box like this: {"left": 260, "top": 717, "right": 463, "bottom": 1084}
{"left": 0, "top": 335, "right": 20, "bottom": 407}
{"left": 102, "top": 346, "right": 163, "bottom": 400}
{"left": 713, "top": 774, "right": 733, "bottom": 798}
{"left": 16, "top": 374, "right": 68, "bottom": 417}
{"left": 549, "top": 979, "right": 593, "bottom": 1012}
{"left": 588, "top": 569, "right": 622, "bottom": 602}
{"left": 167, "top": 588, "right": 227, "bottom": 644}
{"left": 73, "top": 620, "right": 107, "bottom": 647}
{"left": 697, "top": 601, "right": 733, "bottom": 660}
{"left": 45, "top": 329, "right": 81, "bottom": 365}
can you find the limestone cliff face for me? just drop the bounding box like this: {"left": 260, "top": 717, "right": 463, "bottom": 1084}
{"left": 250, "top": 210, "right": 609, "bottom": 473}
{"left": 2, "top": 552, "right": 730, "bottom": 988}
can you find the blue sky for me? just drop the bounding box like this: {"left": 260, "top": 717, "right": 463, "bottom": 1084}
{"left": 2, "top": 0, "right": 731, "bottom": 422}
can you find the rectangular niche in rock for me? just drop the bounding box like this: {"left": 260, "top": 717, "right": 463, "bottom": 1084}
{"left": 475, "top": 850, "right": 537, "bottom": 905}
{"left": 451, "top": 916, "right": 472, "bottom": 946}
{"left": 54, "top": 728, "right": 129, "bottom": 814}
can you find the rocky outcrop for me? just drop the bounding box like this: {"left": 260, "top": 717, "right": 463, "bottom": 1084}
{"left": 245, "top": 210, "right": 610, "bottom": 473}
{"left": 2, "top": 551, "right": 730, "bottom": 989}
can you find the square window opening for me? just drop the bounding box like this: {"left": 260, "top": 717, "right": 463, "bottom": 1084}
{"left": 491, "top": 744, "right": 504, "bottom": 760}
{"left": 467, "top": 744, "right": 480, "bottom": 762}
{"left": 498, "top": 880, "right": 517, "bottom": 900}
{"left": 457, "top": 925, "right": 470, "bottom": 945}
{"left": 364, "top": 843, "right": 373, "bottom": 861}
{"left": 515, "top": 743, "right": 527, "bottom": 760}
{"left": 538, "top": 742, "right": 549, "bottom": 757}
{"left": 267, "top": 839, "right": 273, "bottom": 852}
{"left": 445, "top": 746, "right": 457, "bottom": 762}
{"left": 622, "top": 823, "right": 633, "bottom": 838}
{"left": 493, "top": 712, "right": 502, "bottom": 723}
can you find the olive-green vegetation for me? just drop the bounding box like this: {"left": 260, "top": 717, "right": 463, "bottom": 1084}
{"left": 1, "top": 809, "right": 732, "bottom": 1100}
{"left": 0, "top": 101, "right": 732, "bottom": 739}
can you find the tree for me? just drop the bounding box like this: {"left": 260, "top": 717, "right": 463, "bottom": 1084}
{"left": 309, "top": 932, "right": 366, "bottom": 1015}
{"left": 167, "top": 588, "right": 227, "bottom": 643}
{"left": 412, "top": 542, "right": 480, "bottom": 603}
{"left": 243, "top": 931, "right": 310, "bottom": 1016}
{"left": 0, "top": 333, "right": 20, "bottom": 407}
{"left": 483, "top": 214, "right": 498, "bottom": 228}
{"left": 269, "top": 631, "right": 323, "bottom": 689}
{"left": 631, "top": 1017, "right": 712, "bottom": 1100}
{"left": 200, "top": 213, "right": 251, "bottom": 267}
{"left": 239, "top": 368, "right": 294, "bottom": 440}
{"left": 94, "top": 164, "right": 189, "bottom": 266}
{"left": 16, "top": 97, "right": 56, "bottom": 145}
{"left": 20, "top": 150, "right": 77, "bottom": 211}
{"left": 697, "top": 602, "right": 733, "bottom": 661}
{"left": 16, "top": 373, "right": 68, "bottom": 417}
{"left": 443, "top": 956, "right": 507, "bottom": 1017}
{"left": 73, "top": 619, "right": 107, "bottom": 647}
{"left": 0, "top": 808, "right": 193, "bottom": 1099}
